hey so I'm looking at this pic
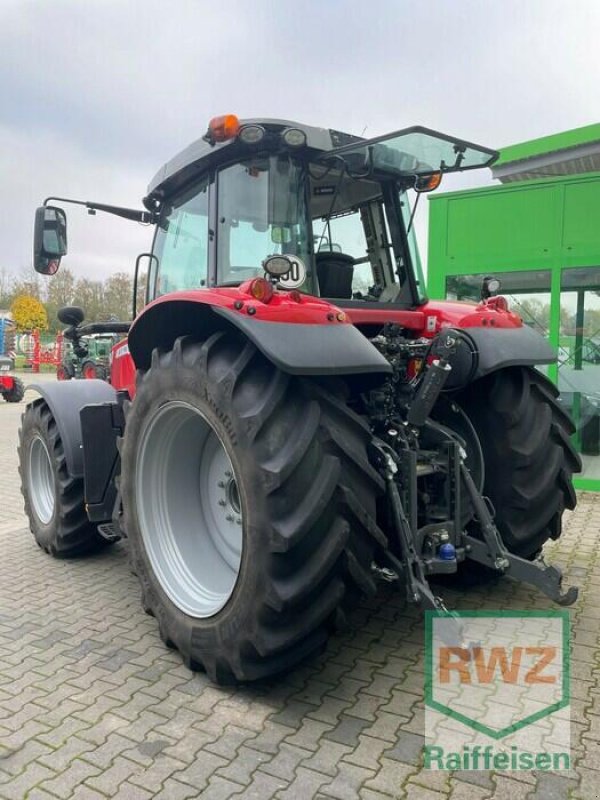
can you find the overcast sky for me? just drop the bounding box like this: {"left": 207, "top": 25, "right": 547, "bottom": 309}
{"left": 1, "top": 0, "right": 599, "bottom": 283}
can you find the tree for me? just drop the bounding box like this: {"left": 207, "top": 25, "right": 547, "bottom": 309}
{"left": 0, "top": 267, "right": 13, "bottom": 309}
{"left": 11, "top": 295, "right": 48, "bottom": 332}
{"left": 103, "top": 272, "right": 134, "bottom": 321}
{"left": 135, "top": 271, "right": 147, "bottom": 316}
{"left": 46, "top": 267, "right": 76, "bottom": 332}
{"left": 73, "top": 277, "right": 105, "bottom": 323}
{"left": 13, "top": 266, "right": 42, "bottom": 301}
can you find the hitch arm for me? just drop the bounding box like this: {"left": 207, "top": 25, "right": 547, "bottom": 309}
{"left": 369, "top": 440, "right": 444, "bottom": 611}
{"left": 460, "top": 463, "right": 578, "bottom": 607}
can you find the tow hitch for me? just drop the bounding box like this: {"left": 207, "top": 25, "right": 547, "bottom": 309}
{"left": 460, "top": 461, "right": 578, "bottom": 606}
{"left": 369, "top": 429, "right": 578, "bottom": 610}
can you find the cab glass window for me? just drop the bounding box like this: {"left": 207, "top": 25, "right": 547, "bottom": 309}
{"left": 216, "top": 157, "right": 313, "bottom": 290}
{"left": 152, "top": 179, "right": 209, "bottom": 296}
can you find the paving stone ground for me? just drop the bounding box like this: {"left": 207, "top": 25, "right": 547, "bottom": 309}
{"left": 0, "top": 374, "right": 599, "bottom": 799}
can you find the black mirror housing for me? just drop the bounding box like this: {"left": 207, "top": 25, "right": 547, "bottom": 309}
{"left": 33, "top": 206, "right": 68, "bottom": 274}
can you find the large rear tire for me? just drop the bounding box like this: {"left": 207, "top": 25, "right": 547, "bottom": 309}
{"left": 120, "top": 332, "right": 386, "bottom": 683}
{"left": 18, "top": 400, "right": 110, "bottom": 557}
{"left": 457, "top": 366, "right": 580, "bottom": 557}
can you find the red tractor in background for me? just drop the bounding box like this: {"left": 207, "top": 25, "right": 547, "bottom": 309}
{"left": 19, "top": 117, "right": 580, "bottom": 683}
{"left": 0, "top": 356, "right": 24, "bottom": 403}
{"left": 0, "top": 318, "right": 24, "bottom": 402}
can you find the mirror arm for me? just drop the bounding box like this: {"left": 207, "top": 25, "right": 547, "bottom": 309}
{"left": 43, "top": 197, "right": 156, "bottom": 224}
{"left": 77, "top": 321, "right": 131, "bottom": 336}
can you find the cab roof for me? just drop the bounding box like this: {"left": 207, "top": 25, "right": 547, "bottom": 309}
{"left": 146, "top": 119, "right": 356, "bottom": 202}
{"left": 145, "top": 118, "right": 497, "bottom": 206}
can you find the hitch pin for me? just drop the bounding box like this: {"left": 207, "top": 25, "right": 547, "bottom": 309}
{"left": 371, "top": 562, "right": 399, "bottom": 583}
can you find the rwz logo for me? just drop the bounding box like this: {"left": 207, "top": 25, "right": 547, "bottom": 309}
{"left": 425, "top": 611, "right": 570, "bottom": 740}
{"left": 438, "top": 645, "right": 557, "bottom": 685}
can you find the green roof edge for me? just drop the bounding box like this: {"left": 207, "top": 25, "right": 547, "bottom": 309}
{"left": 427, "top": 167, "right": 600, "bottom": 202}
{"left": 495, "top": 122, "right": 600, "bottom": 167}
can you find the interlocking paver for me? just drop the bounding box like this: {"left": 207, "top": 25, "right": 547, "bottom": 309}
{"left": 447, "top": 779, "right": 489, "bottom": 799}
{"left": 83, "top": 754, "right": 143, "bottom": 795}
{"left": 324, "top": 714, "right": 371, "bottom": 746}
{"left": 274, "top": 766, "right": 330, "bottom": 799}
{"left": 363, "top": 756, "right": 418, "bottom": 796}
{"left": 152, "top": 777, "right": 198, "bottom": 799}
{"left": 0, "top": 380, "right": 598, "bottom": 799}
{"left": 342, "top": 733, "right": 389, "bottom": 769}
{"left": 318, "top": 762, "right": 376, "bottom": 799}
{"left": 37, "top": 756, "right": 102, "bottom": 799}
{"left": 233, "top": 771, "right": 287, "bottom": 798}
{"left": 201, "top": 775, "right": 245, "bottom": 799}
{"left": 404, "top": 784, "right": 447, "bottom": 799}
{"left": 301, "top": 739, "right": 354, "bottom": 777}
{"left": 258, "top": 742, "right": 309, "bottom": 781}
{"left": 0, "top": 762, "right": 57, "bottom": 800}
{"left": 214, "top": 744, "right": 271, "bottom": 784}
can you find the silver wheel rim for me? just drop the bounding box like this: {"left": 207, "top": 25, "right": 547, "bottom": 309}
{"left": 135, "top": 401, "right": 243, "bottom": 618}
{"left": 28, "top": 435, "right": 55, "bottom": 525}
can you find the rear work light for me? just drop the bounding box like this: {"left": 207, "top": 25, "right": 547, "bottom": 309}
{"left": 239, "top": 124, "right": 265, "bottom": 144}
{"left": 282, "top": 127, "right": 307, "bottom": 147}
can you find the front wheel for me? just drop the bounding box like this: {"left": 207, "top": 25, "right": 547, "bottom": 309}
{"left": 120, "top": 332, "right": 386, "bottom": 683}
{"left": 457, "top": 367, "right": 580, "bottom": 557}
{"left": 82, "top": 361, "right": 98, "bottom": 380}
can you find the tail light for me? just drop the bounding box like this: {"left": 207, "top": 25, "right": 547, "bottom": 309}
{"left": 248, "top": 278, "right": 274, "bottom": 303}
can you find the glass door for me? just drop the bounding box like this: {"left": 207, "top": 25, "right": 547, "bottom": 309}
{"left": 446, "top": 269, "right": 554, "bottom": 374}
{"left": 558, "top": 267, "right": 600, "bottom": 483}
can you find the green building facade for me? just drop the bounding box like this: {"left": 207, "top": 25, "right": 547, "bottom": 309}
{"left": 427, "top": 126, "right": 600, "bottom": 491}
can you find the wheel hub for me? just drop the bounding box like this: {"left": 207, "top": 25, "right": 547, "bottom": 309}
{"left": 135, "top": 401, "right": 244, "bottom": 618}
{"left": 28, "top": 435, "right": 55, "bottom": 525}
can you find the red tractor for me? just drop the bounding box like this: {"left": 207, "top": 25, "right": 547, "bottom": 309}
{"left": 20, "top": 117, "right": 580, "bottom": 683}
{"left": 0, "top": 356, "right": 24, "bottom": 403}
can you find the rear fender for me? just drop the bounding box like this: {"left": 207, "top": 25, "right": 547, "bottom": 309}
{"left": 432, "top": 325, "right": 557, "bottom": 390}
{"left": 465, "top": 325, "right": 556, "bottom": 379}
{"left": 127, "top": 293, "right": 392, "bottom": 379}
{"left": 27, "top": 380, "right": 117, "bottom": 477}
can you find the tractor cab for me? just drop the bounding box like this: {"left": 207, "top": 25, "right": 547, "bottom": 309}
{"left": 143, "top": 118, "right": 497, "bottom": 309}
{"left": 32, "top": 117, "right": 497, "bottom": 316}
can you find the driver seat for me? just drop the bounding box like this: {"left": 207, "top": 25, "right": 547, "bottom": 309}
{"left": 315, "top": 252, "right": 354, "bottom": 299}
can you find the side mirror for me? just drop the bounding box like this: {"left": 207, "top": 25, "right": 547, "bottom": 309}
{"left": 33, "top": 206, "right": 68, "bottom": 274}
{"left": 57, "top": 306, "right": 85, "bottom": 327}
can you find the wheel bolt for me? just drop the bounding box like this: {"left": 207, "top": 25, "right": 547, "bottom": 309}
{"left": 218, "top": 499, "right": 226, "bottom": 507}
{"left": 218, "top": 481, "right": 225, "bottom": 488}
{"left": 236, "top": 518, "right": 242, "bottom": 525}
{"left": 225, "top": 514, "right": 234, "bottom": 522}
{"left": 224, "top": 470, "right": 232, "bottom": 478}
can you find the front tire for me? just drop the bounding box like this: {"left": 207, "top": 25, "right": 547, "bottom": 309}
{"left": 458, "top": 367, "right": 580, "bottom": 557}
{"left": 18, "top": 400, "right": 109, "bottom": 557}
{"left": 57, "top": 364, "right": 73, "bottom": 381}
{"left": 82, "top": 361, "right": 98, "bottom": 380}
{"left": 120, "top": 332, "right": 386, "bottom": 683}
